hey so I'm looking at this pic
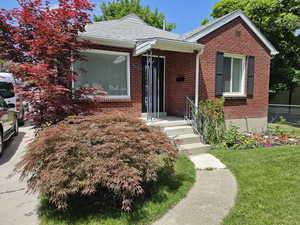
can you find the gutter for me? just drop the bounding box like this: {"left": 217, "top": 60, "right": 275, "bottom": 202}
{"left": 78, "top": 36, "right": 135, "bottom": 49}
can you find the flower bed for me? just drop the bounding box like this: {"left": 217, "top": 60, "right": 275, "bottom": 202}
{"left": 216, "top": 125, "right": 300, "bottom": 150}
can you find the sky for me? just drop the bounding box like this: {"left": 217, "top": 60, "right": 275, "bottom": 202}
{"left": 1, "top": 0, "right": 219, "bottom": 34}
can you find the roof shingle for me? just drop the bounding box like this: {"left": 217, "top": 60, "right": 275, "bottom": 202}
{"left": 80, "top": 13, "right": 181, "bottom": 42}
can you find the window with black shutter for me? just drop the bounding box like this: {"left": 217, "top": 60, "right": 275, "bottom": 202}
{"left": 222, "top": 53, "right": 246, "bottom": 96}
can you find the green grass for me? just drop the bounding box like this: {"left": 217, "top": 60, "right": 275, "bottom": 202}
{"left": 212, "top": 146, "right": 300, "bottom": 225}
{"left": 39, "top": 155, "right": 196, "bottom": 225}
{"left": 269, "top": 123, "right": 300, "bottom": 136}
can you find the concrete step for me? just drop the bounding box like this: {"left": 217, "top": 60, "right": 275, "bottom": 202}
{"left": 179, "top": 143, "right": 210, "bottom": 156}
{"left": 172, "top": 133, "right": 201, "bottom": 145}
{"left": 149, "top": 120, "right": 188, "bottom": 128}
{"left": 164, "top": 126, "right": 194, "bottom": 136}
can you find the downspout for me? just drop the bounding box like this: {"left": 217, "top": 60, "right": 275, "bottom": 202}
{"left": 195, "top": 49, "right": 203, "bottom": 109}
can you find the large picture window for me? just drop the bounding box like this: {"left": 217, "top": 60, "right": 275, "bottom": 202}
{"left": 223, "top": 53, "right": 245, "bottom": 95}
{"left": 74, "top": 50, "right": 130, "bottom": 98}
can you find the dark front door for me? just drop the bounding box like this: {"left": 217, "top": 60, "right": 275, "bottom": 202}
{"left": 142, "top": 56, "right": 165, "bottom": 113}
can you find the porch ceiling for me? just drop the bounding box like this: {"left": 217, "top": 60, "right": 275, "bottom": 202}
{"left": 133, "top": 38, "right": 204, "bottom": 56}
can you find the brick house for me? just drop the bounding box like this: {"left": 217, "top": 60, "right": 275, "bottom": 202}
{"left": 75, "top": 10, "right": 278, "bottom": 132}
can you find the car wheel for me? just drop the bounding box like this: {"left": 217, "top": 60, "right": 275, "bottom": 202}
{"left": 14, "top": 118, "right": 19, "bottom": 136}
{"left": 18, "top": 111, "right": 25, "bottom": 126}
{"left": 0, "top": 132, "right": 3, "bottom": 157}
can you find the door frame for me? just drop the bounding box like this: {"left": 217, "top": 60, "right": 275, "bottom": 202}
{"left": 142, "top": 55, "right": 166, "bottom": 114}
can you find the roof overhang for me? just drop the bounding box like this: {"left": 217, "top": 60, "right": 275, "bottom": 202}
{"left": 185, "top": 10, "right": 278, "bottom": 55}
{"left": 133, "top": 38, "right": 204, "bottom": 56}
{"left": 78, "top": 35, "right": 136, "bottom": 49}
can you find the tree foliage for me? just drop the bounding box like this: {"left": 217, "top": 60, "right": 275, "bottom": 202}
{"left": 211, "top": 0, "right": 300, "bottom": 103}
{"left": 201, "top": 18, "right": 210, "bottom": 26}
{"left": 0, "top": 0, "right": 105, "bottom": 129}
{"left": 94, "top": 0, "right": 176, "bottom": 31}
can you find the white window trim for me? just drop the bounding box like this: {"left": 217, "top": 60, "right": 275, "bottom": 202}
{"left": 74, "top": 49, "right": 131, "bottom": 99}
{"left": 223, "top": 53, "right": 246, "bottom": 97}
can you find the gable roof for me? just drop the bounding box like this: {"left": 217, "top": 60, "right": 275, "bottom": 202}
{"left": 80, "top": 13, "right": 181, "bottom": 46}
{"left": 182, "top": 10, "right": 278, "bottom": 55}
{"left": 80, "top": 11, "right": 278, "bottom": 55}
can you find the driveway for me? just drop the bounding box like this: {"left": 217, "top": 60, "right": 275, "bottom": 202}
{"left": 0, "top": 125, "right": 39, "bottom": 225}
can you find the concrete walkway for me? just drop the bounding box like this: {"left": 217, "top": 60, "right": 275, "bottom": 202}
{"left": 0, "top": 126, "right": 39, "bottom": 225}
{"left": 153, "top": 154, "right": 237, "bottom": 225}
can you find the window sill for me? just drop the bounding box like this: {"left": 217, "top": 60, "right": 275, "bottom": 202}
{"left": 223, "top": 94, "right": 247, "bottom": 99}
{"left": 95, "top": 97, "right": 132, "bottom": 103}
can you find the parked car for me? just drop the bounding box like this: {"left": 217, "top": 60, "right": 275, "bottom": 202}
{"left": 0, "top": 72, "right": 26, "bottom": 125}
{"left": 0, "top": 95, "right": 18, "bottom": 156}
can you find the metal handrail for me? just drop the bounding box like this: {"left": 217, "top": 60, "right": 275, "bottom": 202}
{"left": 184, "top": 97, "right": 206, "bottom": 143}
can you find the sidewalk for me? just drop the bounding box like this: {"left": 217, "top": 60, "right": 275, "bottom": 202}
{"left": 0, "top": 126, "right": 39, "bottom": 225}
{"left": 153, "top": 154, "right": 237, "bottom": 225}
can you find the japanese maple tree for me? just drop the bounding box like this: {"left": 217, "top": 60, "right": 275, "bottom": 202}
{"left": 0, "top": 0, "right": 104, "bottom": 130}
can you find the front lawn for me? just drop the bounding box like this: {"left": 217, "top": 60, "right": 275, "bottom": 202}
{"left": 39, "top": 155, "right": 196, "bottom": 225}
{"left": 212, "top": 146, "right": 300, "bottom": 225}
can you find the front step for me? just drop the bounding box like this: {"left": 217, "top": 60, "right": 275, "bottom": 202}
{"left": 148, "top": 120, "right": 188, "bottom": 128}
{"left": 173, "top": 133, "right": 201, "bottom": 145}
{"left": 179, "top": 143, "right": 210, "bottom": 156}
{"left": 145, "top": 116, "right": 210, "bottom": 156}
{"left": 164, "top": 126, "right": 193, "bottom": 136}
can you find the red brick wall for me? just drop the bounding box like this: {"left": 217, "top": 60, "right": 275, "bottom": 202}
{"left": 198, "top": 17, "right": 271, "bottom": 120}
{"left": 83, "top": 44, "right": 197, "bottom": 117}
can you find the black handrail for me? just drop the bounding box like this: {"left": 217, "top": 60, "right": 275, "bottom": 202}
{"left": 184, "top": 97, "right": 207, "bottom": 144}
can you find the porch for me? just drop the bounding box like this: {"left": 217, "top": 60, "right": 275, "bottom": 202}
{"left": 140, "top": 51, "right": 201, "bottom": 120}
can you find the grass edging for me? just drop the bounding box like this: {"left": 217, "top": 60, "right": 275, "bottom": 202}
{"left": 39, "top": 155, "right": 196, "bottom": 225}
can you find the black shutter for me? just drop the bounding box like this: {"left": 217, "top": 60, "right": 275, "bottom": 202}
{"left": 215, "top": 52, "right": 224, "bottom": 96}
{"left": 247, "top": 56, "right": 255, "bottom": 96}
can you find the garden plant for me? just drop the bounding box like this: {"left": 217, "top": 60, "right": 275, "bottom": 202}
{"left": 16, "top": 113, "right": 178, "bottom": 212}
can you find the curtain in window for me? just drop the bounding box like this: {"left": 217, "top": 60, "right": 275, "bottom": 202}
{"left": 224, "top": 57, "right": 231, "bottom": 93}
{"left": 74, "top": 52, "right": 128, "bottom": 97}
{"left": 232, "top": 58, "right": 243, "bottom": 92}
{"left": 223, "top": 57, "right": 243, "bottom": 93}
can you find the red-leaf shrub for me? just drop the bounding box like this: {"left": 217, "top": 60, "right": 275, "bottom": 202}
{"left": 16, "top": 113, "right": 177, "bottom": 211}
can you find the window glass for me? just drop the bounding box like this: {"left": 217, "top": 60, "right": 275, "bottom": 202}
{"left": 223, "top": 55, "right": 244, "bottom": 94}
{"left": 74, "top": 51, "right": 129, "bottom": 97}
{"left": 224, "top": 57, "right": 232, "bottom": 93}
{"left": 0, "top": 82, "right": 15, "bottom": 98}
{"left": 232, "top": 58, "right": 243, "bottom": 92}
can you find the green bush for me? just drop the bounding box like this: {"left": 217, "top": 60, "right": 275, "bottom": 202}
{"left": 198, "top": 97, "right": 225, "bottom": 144}
{"left": 16, "top": 113, "right": 177, "bottom": 212}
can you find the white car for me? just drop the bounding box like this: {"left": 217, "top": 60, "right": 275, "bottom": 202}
{"left": 0, "top": 73, "right": 26, "bottom": 125}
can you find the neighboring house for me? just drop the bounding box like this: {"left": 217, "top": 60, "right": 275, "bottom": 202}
{"left": 75, "top": 9, "right": 278, "bottom": 132}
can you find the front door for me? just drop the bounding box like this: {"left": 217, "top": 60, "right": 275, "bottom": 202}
{"left": 142, "top": 56, "right": 165, "bottom": 114}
